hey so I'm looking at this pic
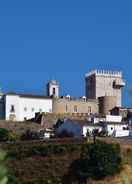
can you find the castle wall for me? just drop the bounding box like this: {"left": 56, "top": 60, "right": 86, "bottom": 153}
{"left": 52, "top": 98, "right": 98, "bottom": 114}
{"left": 98, "top": 96, "right": 117, "bottom": 115}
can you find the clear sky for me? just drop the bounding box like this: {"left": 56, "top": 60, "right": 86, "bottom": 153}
{"left": 0, "top": 0, "right": 131, "bottom": 106}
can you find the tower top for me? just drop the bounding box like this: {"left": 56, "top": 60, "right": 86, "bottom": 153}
{"left": 85, "top": 70, "right": 122, "bottom": 78}
{"left": 48, "top": 80, "right": 59, "bottom": 85}
{"left": 47, "top": 80, "right": 59, "bottom": 98}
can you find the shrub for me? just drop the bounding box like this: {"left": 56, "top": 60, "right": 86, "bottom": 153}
{"left": 8, "top": 132, "right": 20, "bottom": 142}
{"left": 74, "top": 141, "right": 122, "bottom": 183}
{"left": 0, "top": 150, "right": 8, "bottom": 184}
{"left": 21, "top": 129, "right": 39, "bottom": 140}
{"left": 0, "top": 128, "right": 9, "bottom": 142}
{"left": 32, "top": 145, "right": 50, "bottom": 156}
{"left": 53, "top": 145, "right": 67, "bottom": 154}
{"left": 0, "top": 150, "right": 19, "bottom": 184}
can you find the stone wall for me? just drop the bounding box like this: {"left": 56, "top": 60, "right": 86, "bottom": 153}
{"left": 52, "top": 98, "right": 98, "bottom": 114}
{"left": 98, "top": 96, "right": 117, "bottom": 115}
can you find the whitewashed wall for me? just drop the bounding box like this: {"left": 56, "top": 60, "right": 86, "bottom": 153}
{"left": 107, "top": 124, "right": 128, "bottom": 136}
{"left": 5, "top": 94, "right": 52, "bottom": 121}
{"left": 106, "top": 115, "right": 122, "bottom": 122}
{"left": 5, "top": 95, "right": 21, "bottom": 121}
{"left": 19, "top": 97, "right": 52, "bottom": 121}
{"left": 83, "top": 126, "right": 102, "bottom": 137}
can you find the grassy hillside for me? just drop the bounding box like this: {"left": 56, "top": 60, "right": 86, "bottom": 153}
{"left": 0, "top": 139, "right": 132, "bottom": 184}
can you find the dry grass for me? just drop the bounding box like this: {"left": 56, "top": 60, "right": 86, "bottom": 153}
{"left": 0, "top": 120, "right": 41, "bottom": 134}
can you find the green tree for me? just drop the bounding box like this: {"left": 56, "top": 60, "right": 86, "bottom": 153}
{"left": 74, "top": 141, "right": 122, "bottom": 183}
{"left": 0, "top": 129, "right": 9, "bottom": 142}
{"left": 0, "top": 150, "right": 8, "bottom": 184}
{"left": 0, "top": 150, "right": 19, "bottom": 184}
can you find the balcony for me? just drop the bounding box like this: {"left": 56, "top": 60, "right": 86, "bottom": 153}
{"left": 113, "top": 79, "right": 126, "bottom": 88}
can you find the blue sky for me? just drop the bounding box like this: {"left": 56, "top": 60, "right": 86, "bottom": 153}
{"left": 0, "top": 0, "right": 131, "bottom": 106}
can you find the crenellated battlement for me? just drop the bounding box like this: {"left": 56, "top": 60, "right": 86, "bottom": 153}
{"left": 85, "top": 70, "right": 122, "bottom": 78}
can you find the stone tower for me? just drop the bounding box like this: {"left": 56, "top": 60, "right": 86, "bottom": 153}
{"left": 85, "top": 70, "right": 125, "bottom": 107}
{"left": 47, "top": 80, "right": 59, "bottom": 98}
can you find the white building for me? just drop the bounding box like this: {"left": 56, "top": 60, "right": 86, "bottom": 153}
{"left": 92, "top": 115, "right": 129, "bottom": 137}
{"left": 92, "top": 115, "right": 122, "bottom": 124}
{"left": 5, "top": 93, "right": 52, "bottom": 121}
{"left": 105, "top": 122, "right": 129, "bottom": 137}
{"left": 106, "top": 115, "right": 122, "bottom": 123}
{"left": 0, "top": 80, "right": 59, "bottom": 122}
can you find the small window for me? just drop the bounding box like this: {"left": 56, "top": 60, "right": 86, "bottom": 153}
{"left": 74, "top": 105, "right": 78, "bottom": 113}
{"left": 24, "top": 117, "right": 27, "bottom": 121}
{"left": 123, "top": 127, "right": 127, "bottom": 130}
{"left": 10, "top": 105, "right": 15, "bottom": 113}
{"left": 24, "top": 107, "right": 27, "bottom": 112}
{"left": 88, "top": 106, "right": 92, "bottom": 114}
{"left": 66, "top": 104, "right": 68, "bottom": 112}
{"left": 53, "top": 88, "right": 56, "bottom": 95}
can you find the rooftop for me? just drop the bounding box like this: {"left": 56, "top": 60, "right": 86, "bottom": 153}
{"left": 85, "top": 69, "right": 123, "bottom": 78}
{"left": 6, "top": 92, "right": 51, "bottom": 99}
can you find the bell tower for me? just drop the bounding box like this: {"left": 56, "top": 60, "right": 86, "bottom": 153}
{"left": 47, "top": 80, "right": 59, "bottom": 98}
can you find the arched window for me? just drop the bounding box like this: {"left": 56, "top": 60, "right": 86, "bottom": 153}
{"left": 74, "top": 105, "right": 78, "bottom": 113}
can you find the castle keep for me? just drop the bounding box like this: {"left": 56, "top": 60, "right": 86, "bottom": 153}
{"left": 85, "top": 70, "right": 125, "bottom": 107}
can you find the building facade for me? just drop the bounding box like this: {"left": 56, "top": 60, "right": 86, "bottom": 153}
{"left": 5, "top": 93, "right": 52, "bottom": 121}
{"left": 52, "top": 97, "right": 98, "bottom": 115}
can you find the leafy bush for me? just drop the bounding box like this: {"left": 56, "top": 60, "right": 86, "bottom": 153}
{"left": 0, "top": 150, "right": 8, "bottom": 184}
{"left": 0, "top": 150, "right": 19, "bottom": 184}
{"left": 6, "top": 143, "right": 82, "bottom": 159}
{"left": 8, "top": 132, "right": 20, "bottom": 142}
{"left": 74, "top": 141, "right": 122, "bottom": 183}
{"left": 21, "top": 129, "right": 39, "bottom": 140}
{"left": 0, "top": 128, "right": 9, "bottom": 142}
{"left": 52, "top": 145, "right": 67, "bottom": 154}
{"left": 32, "top": 144, "right": 71, "bottom": 157}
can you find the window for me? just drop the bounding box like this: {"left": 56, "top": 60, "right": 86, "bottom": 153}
{"left": 88, "top": 106, "right": 92, "bottom": 114}
{"left": 24, "top": 117, "right": 27, "bottom": 121}
{"left": 53, "top": 88, "right": 56, "bottom": 95}
{"left": 39, "top": 108, "right": 42, "bottom": 112}
{"left": 74, "top": 105, "right": 78, "bottom": 113}
{"left": 66, "top": 104, "right": 68, "bottom": 112}
{"left": 24, "top": 107, "right": 27, "bottom": 112}
{"left": 10, "top": 105, "right": 15, "bottom": 113}
{"left": 32, "top": 108, "right": 35, "bottom": 112}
